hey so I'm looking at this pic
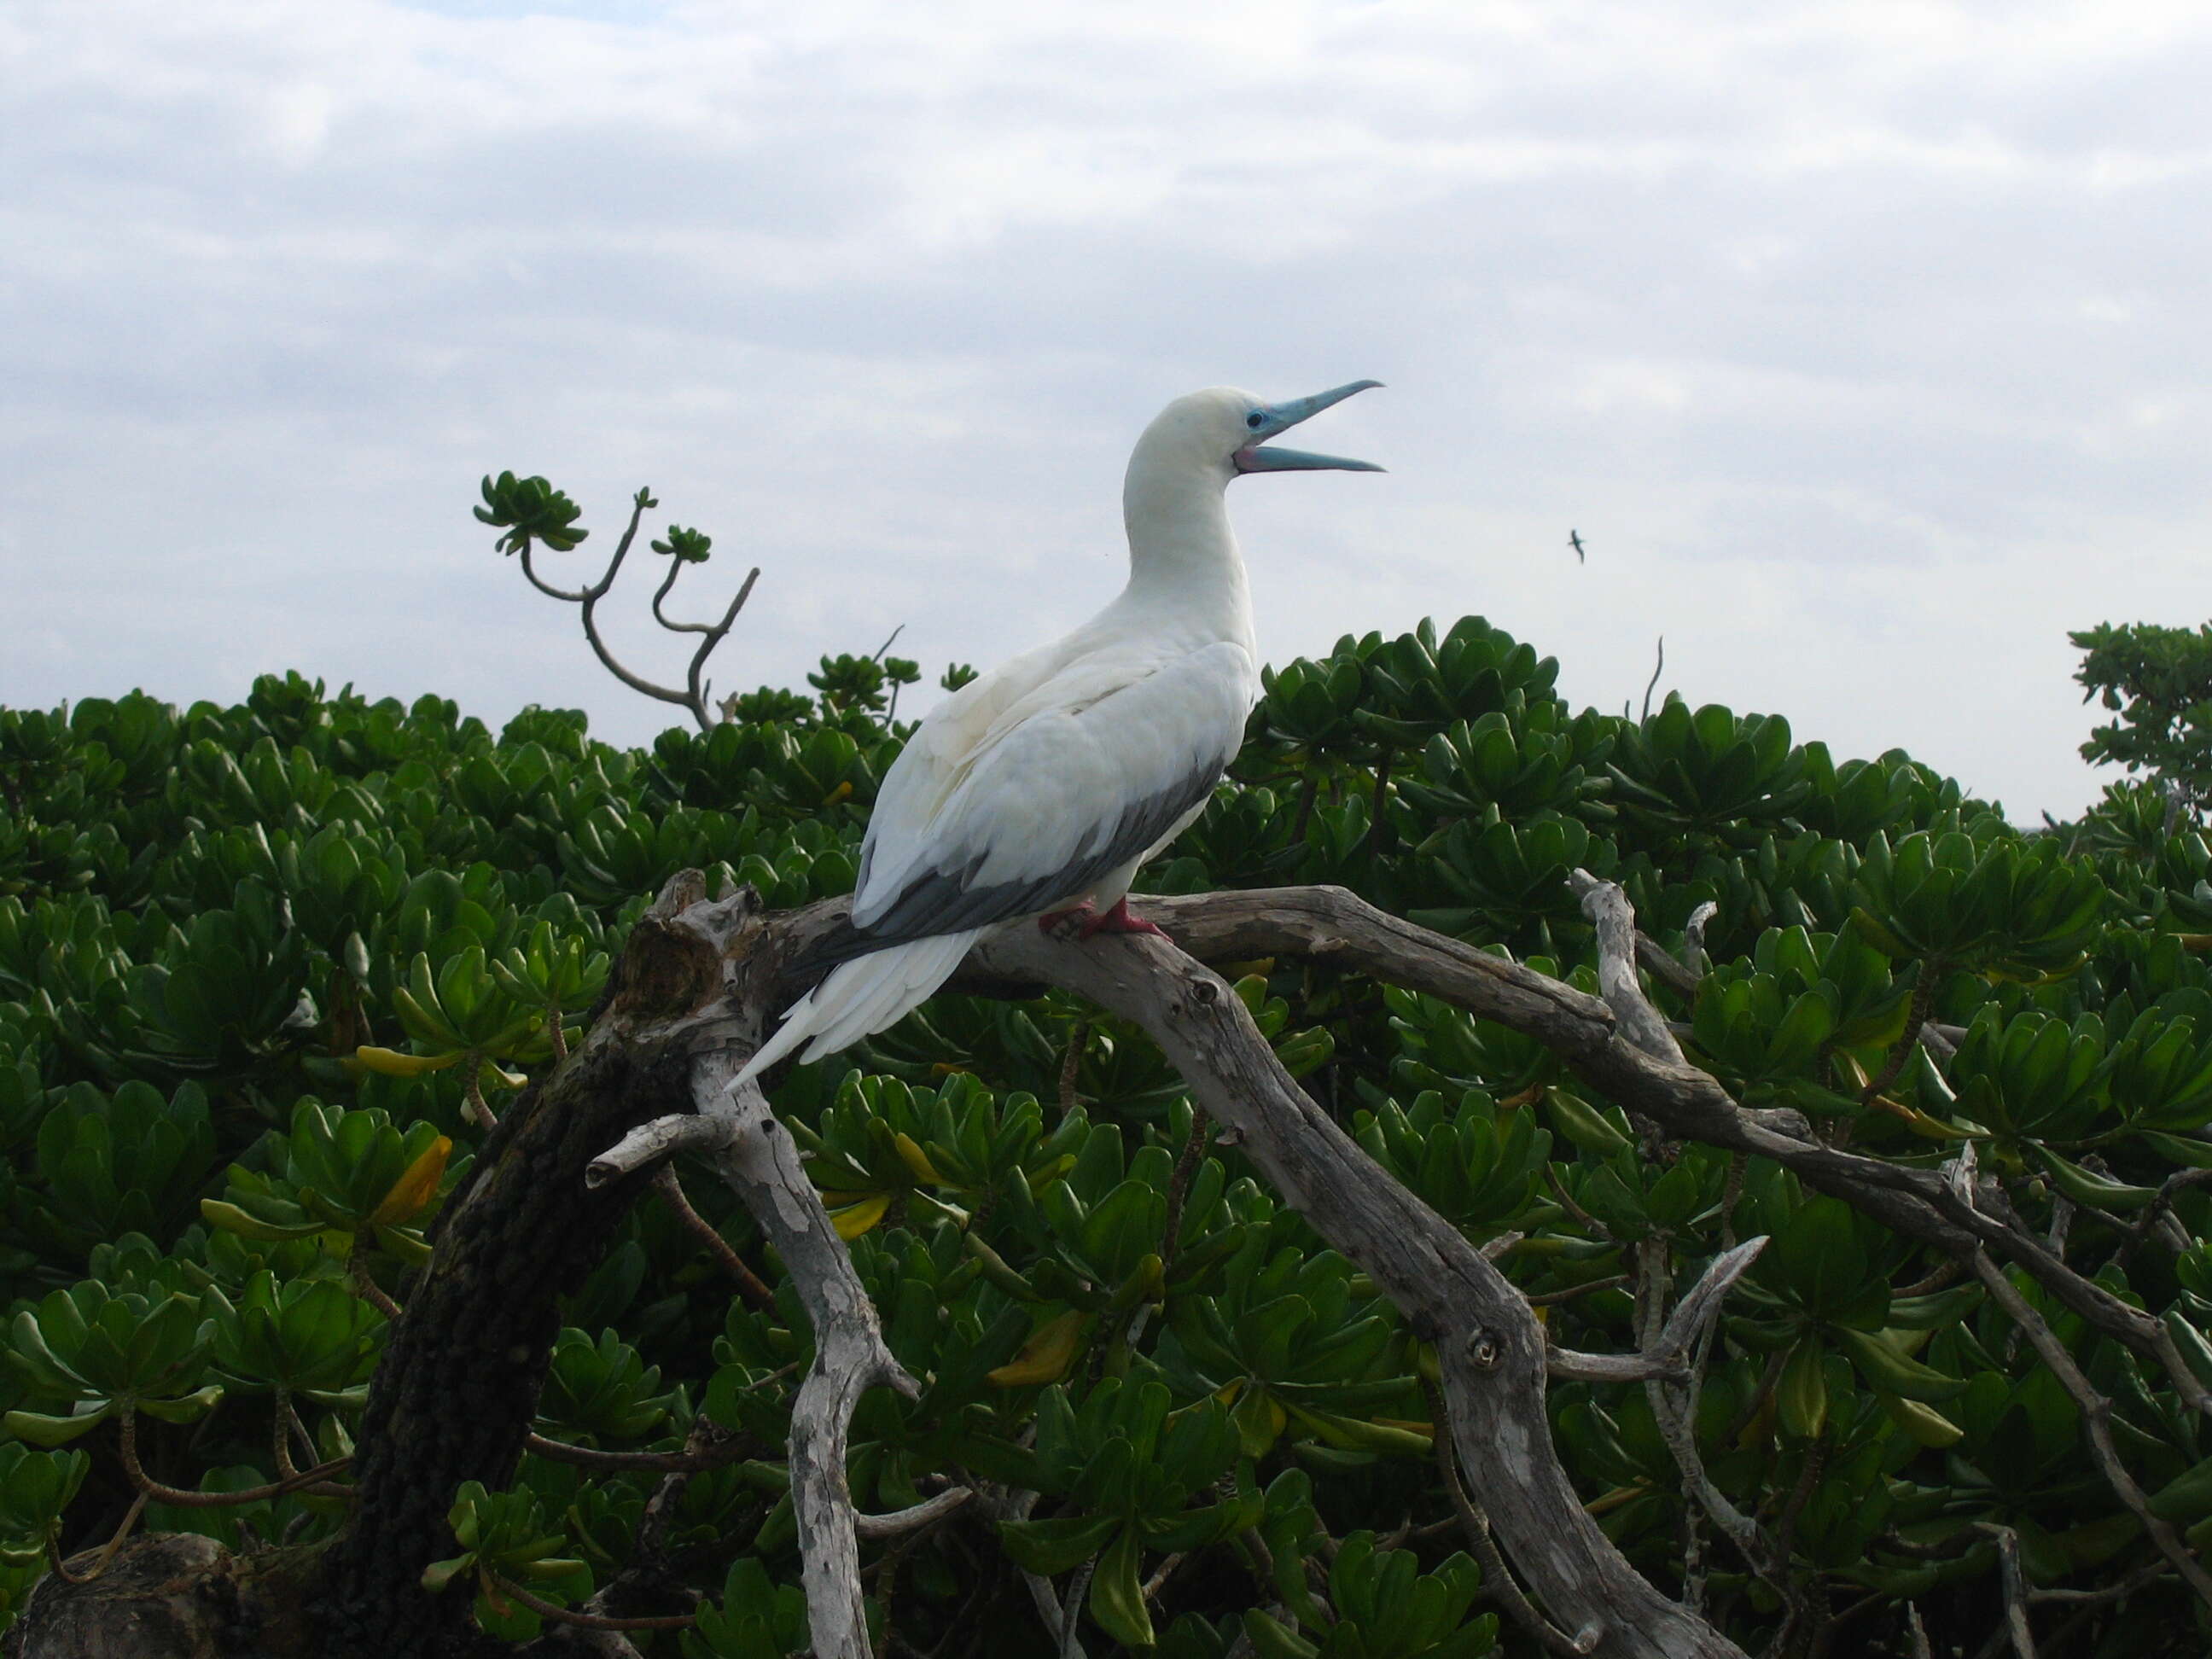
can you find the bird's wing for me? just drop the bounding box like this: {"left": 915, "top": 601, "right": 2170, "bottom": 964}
{"left": 850, "top": 639, "right": 1254, "bottom": 943}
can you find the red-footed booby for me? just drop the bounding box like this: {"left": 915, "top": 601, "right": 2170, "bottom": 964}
{"left": 737, "top": 381, "right": 1382, "bottom": 1083}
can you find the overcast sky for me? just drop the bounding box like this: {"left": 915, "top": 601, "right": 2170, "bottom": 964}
{"left": 5, "top": 0, "right": 2208, "bottom": 822}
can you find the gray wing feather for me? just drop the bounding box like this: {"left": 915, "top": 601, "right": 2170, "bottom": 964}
{"left": 852, "top": 754, "right": 1224, "bottom": 947}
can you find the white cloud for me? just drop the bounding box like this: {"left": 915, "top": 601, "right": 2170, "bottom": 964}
{"left": 3, "top": 0, "right": 2209, "bottom": 820}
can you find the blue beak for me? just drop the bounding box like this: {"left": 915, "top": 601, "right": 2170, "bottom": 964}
{"left": 1234, "top": 380, "right": 1384, "bottom": 474}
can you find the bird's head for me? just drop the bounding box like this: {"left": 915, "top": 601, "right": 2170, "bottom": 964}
{"left": 1133, "top": 382, "right": 1385, "bottom": 482}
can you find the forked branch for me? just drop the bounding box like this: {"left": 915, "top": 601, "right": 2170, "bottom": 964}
{"left": 482, "top": 474, "right": 760, "bottom": 731}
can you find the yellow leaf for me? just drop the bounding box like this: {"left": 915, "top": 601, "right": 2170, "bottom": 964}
{"left": 830, "top": 1193, "right": 891, "bottom": 1240}
{"left": 354, "top": 1045, "right": 462, "bottom": 1078}
{"left": 988, "top": 1310, "right": 1088, "bottom": 1388}
{"left": 367, "top": 1137, "right": 454, "bottom": 1227}
{"left": 893, "top": 1132, "right": 946, "bottom": 1186}
{"left": 1584, "top": 1482, "right": 1649, "bottom": 1517}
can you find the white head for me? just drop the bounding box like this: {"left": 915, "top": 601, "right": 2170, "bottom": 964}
{"left": 1127, "top": 381, "right": 1385, "bottom": 486}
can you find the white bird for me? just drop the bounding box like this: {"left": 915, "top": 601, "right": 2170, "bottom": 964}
{"left": 737, "top": 381, "right": 1383, "bottom": 1084}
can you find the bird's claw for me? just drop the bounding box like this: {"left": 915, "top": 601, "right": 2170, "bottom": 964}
{"left": 1075, "top": 898, "right": 1167, "bottom": 940}
{"left": 1034, "top": 898, "right": 1167, "bottom": 940}
{"left": 1037, "top": 903, "right": 1096, "bottom": 939}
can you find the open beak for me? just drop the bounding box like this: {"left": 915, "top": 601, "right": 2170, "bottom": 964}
{"left": 1233, "top": 380, "right": 1385, "bottom": 474}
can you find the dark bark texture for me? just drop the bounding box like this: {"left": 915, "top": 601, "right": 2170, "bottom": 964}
{"left": 316, "top": 888, "right": 730, "bottom": 1657}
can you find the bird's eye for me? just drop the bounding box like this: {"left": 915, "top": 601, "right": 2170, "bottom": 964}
{"left": 1245, "top": 411, "right": 1264, "bottom": 429}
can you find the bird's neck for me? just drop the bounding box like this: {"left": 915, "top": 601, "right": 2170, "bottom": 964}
{"left": 1120, "top": 464, "right": 1252, "bottom": 643}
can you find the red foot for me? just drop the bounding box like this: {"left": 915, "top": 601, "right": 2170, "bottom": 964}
{"left": 1036, "top": 902, "right": 1094, "bottom": 934}
{"left": 1075, "top": 896, "right": 1167, "bottom": 940}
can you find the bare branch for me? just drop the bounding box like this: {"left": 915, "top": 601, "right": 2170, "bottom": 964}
{"left": 587, "top": 873, "right": 2212, "bottom": 1659}
{"left": 515, "top": 541, "right": 591, "bottom": 603}
{"left": 483, "top": 1569, "right": 696, "bottom": 1633}
{"left": 684, "top": 565, "right": 760, "bottom": 724}
{"left": 1570, "top": 870, "right": 1685, "bottom": 1064}
{"left": 1546, "top": 1240, "right": 1766, "bottom": 1385}
{"left": 1679, "top": 901, "right": 1718, "bottom": 977}
{"left": 118, "top": 1413, "right": 351, "bottom": 1507}
{"left": 681, "top": 1061, "right": 920, "bottom": 1659}
{"left": 854, "top": 1487, "right": 973, "bottom": 1540}
{"left": 500, "top": 484, "right": 761, "bottom": 731}
{"left": 1974, "top": 1523, "right": 2037, "bottom": 1659}
{"left": 1112, "top": 885, "right": 2209, "bottom": 1413}
{"left": 1968, "top": 1251, "right": 2212, "bottom": 1612}
{"left": 588, "top": 1113, "right": 733, "bottom": 1184}
{"left": 654, "top": 1164, "right": 780, "bottom": 1311}
{"left": 972, "top": 922, "right": 1751, "bottom": 1658}
{"left": 522, "top": 1430, "right": 759, "bottom": 1476}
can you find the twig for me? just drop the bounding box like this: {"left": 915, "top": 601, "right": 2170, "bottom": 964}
{"left": 510, "top": 486, "right": 761, "bottom": 731}
{"left": 2029, "top": 1555, "right": 2169, "bottom": 1606}
{"left": 588, "top": 1113, "right": 734, "bottom": 1183}
{"left": 1546, "top": 1242, "right": 1773, "bottom": 1382}
{"left": 1058, "top": 1019, "right": 1088, "bottom": 1115}
{"left": 1976, "top": 1523, "right": 2037, "bottom": 1658}
{"left": 1905, "top": 1602, "right": 1933, "bottom": 1659}
{"left": 346, "top": 1253, "right": 403, "bottom": 1320}
{"left": 1528, "top": 1274, "right": 1631, "bottom": 1307}
{"left": 1159, "top": 1106, "right": 1212, "bottom": 1276}
{"left": 46, "top": 1491, "right": 150, "bottom": 1586}
{"left": 463, "top": 1061, "right": 499, "bottom": 1132}
{"left": 577, "top": 1416, "right": 738, "bottom": 1631}
{"left": 1968, "top": 1250, "right": 2212, "bottom": 1611}
{"left": 654, "top": 1164, "right": 778, "bottom": 1312}
{"left": 1631, "top": 1243, "right": 1784, "bottom": 1603}
{"left": 855, "top": 1487, "right": 974, "bottom": 1539}
{"left": 522, "top": 1430, "right": 759, "bottom": 1475}
{"left": 2113, "top": 1165, "right": 2212, "bottom": 1267}
{"left": 972, "top": 1485, "right": 1088, "bottom": 1659}
{"left": 118, "top": 1413, "right": 351, "bottom": 1506}
{"left": 1642, "top": 638, "right": 1665, "bottom": 723}
{"left": 1060, "top": 1557, "right": 1096, "bottom": 1658}
{"left": 1859, "top": 970, "right": 1936, "bottom": 1108}
{"left": 483, "top": 1569, "right": 696, "bottom": 1632}
{"left": 1680, "top": 901, "right": 1717, "bottom": 977}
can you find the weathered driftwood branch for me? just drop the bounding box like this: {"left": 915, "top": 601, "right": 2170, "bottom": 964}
{"left": 583, "top": 885, "right": 921, "bottom": 1659}
{"left": 688, "top": 1064, "right": 919, "bottom": 1659}
{"left": 1575, "top": 871, "right": 1796, "bottom": 1611}
{"left": 1569, "top": 870, "right": 1685, "bottom": 1066}
{"left": 967, "top": 923, "right": 1746, "bottom": 1658}
{"left": 1113, "top": 887, "right": 2212, "bottom": 1416}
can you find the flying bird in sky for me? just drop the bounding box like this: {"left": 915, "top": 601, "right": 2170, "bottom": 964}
{"left": 1569, "top": 529, "right": 1586, "bottom": 562}
{"left": 737, "top": 381, "right": 1384, "bottom": 1082}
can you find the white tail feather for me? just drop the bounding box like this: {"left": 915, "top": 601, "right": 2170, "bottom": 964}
{"left": 736, "top": 931, "right": 984, "bottom": 1085}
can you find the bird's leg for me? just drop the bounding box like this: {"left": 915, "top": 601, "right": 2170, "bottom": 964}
{"left": 1075, "top": 896, "right": 1167, "bottom": 940}
{"left": 1036, "top": 901, "right": 1097, "bottom": 936}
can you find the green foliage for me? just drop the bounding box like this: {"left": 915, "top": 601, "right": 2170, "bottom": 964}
{"left": 2074, "top": 620, "right": 2212, "bottom": 809}
{"left": 3, "top": 615, "right": 2209, "bottom": 1655}
{"left": 422, "top": 1479, "right": 592, "bottom": 1642}
{"left": 0, "top": 1443, "right": 87, "bottom": 1562}
{"left": 5, "top": 1280, "right": 219, "bottom": 1444}
{"left": 475, "top": 473, "right": 589, "bottom": 556}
